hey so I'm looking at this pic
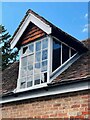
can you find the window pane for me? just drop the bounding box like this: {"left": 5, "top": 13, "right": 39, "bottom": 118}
{"left": 29, "top": 44, "right": 34, "bottom": 53}
{"left": 23, "top": 46, "right": 28, "bottom": 54}
{"left": 35, "top": 63, "right": 41, "bottom": 74}
{"left": 27, "top": 54, "right": 34, "bottom": 65}
{"left": 27, "top": 65, "right": 33, "bottom": 76}
{"left": 27, "top": 81, "right": 32, "bottom": 87}
{"left": 71, "top": 49, "right": 76, "bottom": 56}
{"left": 22, "top": 57, "right": 27, "bottom": 66}
{"left": 20, "top": 82, "right": 26, "bottom": 89}
{"left": 62, "top": 44, "right": 69, "bottom": 64}
{"left": 27, "top": 76, "right": 33, "bottom": 87}
{"left": 21, "top": 67, "right": 27, "bottom": 78}
{"left": 41, "top": 60, "right": 47, "bottom": 72}
{"left": 35, "top": 52, "right": 41, "bottom": 62}
{"left": 20, "top": 78, "right": 26, "bottom": 89}
{"left": 34, "top": 74, "right": 40, "bottom": 85}
{"left": 41, "top": 72, "right": 47, "bottom": 83}
{"left": 52, "top": 40, "right": 61, "bottom": 71}
{"left": 42, "top": 39, "right": 48, "bottom": 49}
{"left": 27, "top": 76, "right": 33, "bottom": 81}
{"left": 36, "top": 41, "right": 41, "bottom": 51}
{"left": 42, "top": 50, "right": 48, "bottom": 60}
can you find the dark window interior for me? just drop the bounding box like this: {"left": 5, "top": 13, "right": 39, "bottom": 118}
{"left": 62, "top": 44, "right": 69, "bottom": 64}
{"left": 52, "top": 40, "right": 61, "bottom": 71}
{"left": 71, "top": 49, "right": 76, "bottom": 56}
{"left": 41, "top": 72, "right": 47, "bottom": 83}
{"left": 23, "top": 47, "right": 28, "bottom": 54}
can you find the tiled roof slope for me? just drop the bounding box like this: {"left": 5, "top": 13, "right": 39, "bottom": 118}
{"left": 1, "top": 62, "right": 19, "bottom": 95}
{"left": 1, "top": 39, "right": 90, "bottom": 95}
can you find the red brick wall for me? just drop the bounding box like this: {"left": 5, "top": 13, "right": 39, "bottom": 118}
{"left": 1, "top": 90, "right": 89, "bottom": 119}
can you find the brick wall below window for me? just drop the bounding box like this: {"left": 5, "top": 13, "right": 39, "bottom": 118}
{"left": 0, "top": 90, "right": 90, "bottom": 119}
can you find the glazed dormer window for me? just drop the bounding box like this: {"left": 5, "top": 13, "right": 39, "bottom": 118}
{"left": 19, "top": 37, "right": 49, "bottom": 89}
{"left": 18, "top": 36, "right": 76, "bottom": 90}
{"left": 52, "top": 38, "right": 76, "bottom": 72}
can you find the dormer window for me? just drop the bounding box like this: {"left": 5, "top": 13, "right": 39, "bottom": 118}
{"left": 52, "top": 38, "right": 76, "bottom": 72}
{"left": 19, "top": 37, "right": 49, "bottom": 89}
{"left": 18, "top": 36, "right": 76, "bottom": 90}
{"left": 10, "top": 10, "right": 87, "bottom": 93}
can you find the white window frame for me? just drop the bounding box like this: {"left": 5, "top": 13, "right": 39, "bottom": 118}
{"left": 50, "top": 36, "right": 77, "bottom": 73}
{"left": 16, "top": 35, "right": 77, "bottom": 93}
{"left": 16, "top": 36, "right": 51, "bottom": 93}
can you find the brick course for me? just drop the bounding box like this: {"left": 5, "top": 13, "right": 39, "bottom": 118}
{"left": 0, "top": 90, "right": 89, "bottom": 119}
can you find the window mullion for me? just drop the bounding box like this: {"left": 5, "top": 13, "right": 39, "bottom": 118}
{"left": 69, "top": 48, "right": 71, "bottom": 58}
{"left": 40, "top": 40, "right": 42, "bottom": 84}
{"left": 61, "top": 43, "right": 62, "bottom": 65}
{"left": 33, "top": 42, "right": 35, "bottom": 86}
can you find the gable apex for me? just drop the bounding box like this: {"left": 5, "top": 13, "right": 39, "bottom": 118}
{"left": 10, "top": 9, "right": 88, "bottom": 53}
{"left": 10, "top": 10, "right": 52, "bottom": 49}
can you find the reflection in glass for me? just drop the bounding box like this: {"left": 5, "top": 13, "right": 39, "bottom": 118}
{"left": 27, "top": 76, "right": 33, "bottom": 87}
{"left": 29, "top": 44, "right": 34, "bottom": 53}
{"left": 41, "top": 60, "right": 47, "bottom": 72}
{"left": 35, "top": 63, "right": 40, "bottom": 73}
{"left": 21, "top": 67, "right": 27, "bottom": 78}
{"left": 20, "top": 78, "right": 26, "bottom": 89}
{"left": 35, "top": 52, "right": 41, "bottom": 62}
{"left": 42, "top": 50, "right": 48, "bottom": 60}
{"left": 42, "top": 39, "right": 48, "bottom": 49}
{"left": 34, "top": 74, "right": 40, "bottom": 85}
{"left": 52, "top": 39, "right": 61, "bottom": 71}
{"left": 36, "top": 41, "right": 41, "bottom": 51}
{"left": 22, "top": 57, "right": 27, "bottom": 66}
{"left": 27, "top": 81, "right": 32, "bottom": 87}
{"left": 27, "top": 65, "right": 33, "bottom": 76}
{"left": 27, "top": 54, "right": 34, "bottom": 65}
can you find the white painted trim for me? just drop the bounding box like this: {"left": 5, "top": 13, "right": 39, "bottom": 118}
{"left": 11, "top": 14, "right": 31, "bottom": 49}
{"left": 1, "top": 80, "right": 89, "bottom": 104}
{"left": 16, "top": 37, "right": 50, "bottom": 92}
{"left": 47, "top": 36, "right": 52, "bottom": 83}
{"left": 30, "top": 13, "right": 51, "bottom": 34}
{"left": 11, "top": 13, "right": 52, "bottom": 49}
{"left": 50, "top": 53, "right": 80, "bottom": 82}
{"left": 16, "top": 83, "right": 47, "bottom": 93}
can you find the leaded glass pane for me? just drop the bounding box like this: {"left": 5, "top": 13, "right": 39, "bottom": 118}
{"left": 35, "top": 63, "right": 41, "bottom": 74}
{"left": 35, "top": 52, "right": 41, "bottom": 62}
{"left": 20, "top": 82, "right": 26, "bottom": 89}
{"left": 22, "top": 57, "right": 27, "bottom": 66}
{"left": 20, "top": 78, "right": 26, "bottom": 89}
{"left": 42, "top": 50, "right": 48, "bottom": 60}
{"left": 42, "top": 39, "right": 48, "bottom": 49}
{"left": 34, "top": 74, "right": 40, "bottom": 85}
{"left": 41, "top": 60, "right": 47, "bottom": 72}
{"left": 21, "top": 67, "right": 27, "bottom": 78}
{"left": 27, "top": 54, "right": 34, "bottom": 65}
{"left": 27, "top": 65, "right": 33, "bottom": 76}
{"left": 27, "top": 76, "right": 33, "bottom": 87}
{"left": 27, "top": 81, "right": 32, "bottom": 87}
{"left": 29, "top": 44, "right": 34, "bottom": 53}
{"left": 36, "top": 41, "right": 41, "bottom": 51}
